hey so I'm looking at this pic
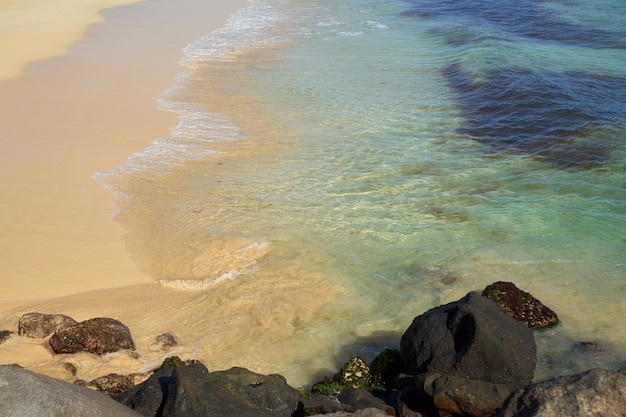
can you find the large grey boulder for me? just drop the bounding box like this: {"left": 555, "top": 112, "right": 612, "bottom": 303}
{"left": 18, "top": 312, "right": 77, "bottom": 338}
{"left": 0, "top": 365, "right": 143, "bottom": 417}
{"left": 497, "top": 368, "right": 626, "bottom": 417}
{"left": 161, "top": 364, "right": 301, "bottom": 417}
{"left": 49, "top": 317, "right": 135, "bottom": 355}
{"left": 399, "top": 291, "right": 537, "bottom": 416}
{"left": 400, "top": 292, "right": 536, "bottom": 389}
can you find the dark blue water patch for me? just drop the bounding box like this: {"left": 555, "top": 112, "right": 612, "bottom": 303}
{"left": 402, "top": 0, "right": 626, "bottom": 49}
{"left": 443, "top": 63, "right": 626, "bottom": 169}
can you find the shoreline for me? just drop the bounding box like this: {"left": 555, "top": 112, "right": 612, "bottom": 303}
{"left": 0, "top": 0, "right": 246, "bottom": 303}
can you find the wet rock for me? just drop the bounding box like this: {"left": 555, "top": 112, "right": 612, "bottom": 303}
{"left": 151, "top": 332, "right": 178, "bottom": 353}
{"left": 161, "top": 364, "right": 301, "bottom": 417}
{"left": 497, "top": 368, "right": 626, "bottom": 416}
{"left": 482, "top": 281, "right": 558, "bottom": 328}
{"left": 0, "top": 330, "right": 12, "bottom": 345}
{"left": 0, "top": 364, "right": 143, "bottom": 416}
{"left": 49, "top": 317, "right": 135, "bottom": 355}
{"left": 18, "top": 312, "right": 77, "bottom": 338}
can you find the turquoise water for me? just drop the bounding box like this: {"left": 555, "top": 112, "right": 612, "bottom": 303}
{"left": 97, "top": 0, "right": 626, "bottom": 383}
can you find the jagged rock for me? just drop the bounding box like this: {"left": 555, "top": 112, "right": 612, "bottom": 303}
{"left": 18, "top": 312, "right": 77, "bottom": 338}
{"left": 338, "top": 388, "right": 395, "bottom": 415}
{"left": 151, "top": 333, "right": 178, "bottom": 352}
{"left": 0, "top": 365, "right": 143, "bottom": 417}
{"left": 0, "top": 330, "right": 12, "bottom": 345}
{"left": 308, "top": 408, "right": 392, "bottom": 417}
{"left": 496, "top": 368, "right": 626, "bottom": 417}
{"left": 78, "top": 373, "right": 146, "bottom": 396}
{"left": 370, "top": 348, "right": 405, "bottom": 390}
{"left": 400, "top": 292, "right": 536, "bottom": 389}
{"left": 312, "top": 356, "right": 383, "bottom": 395}
{"left": 482, "top": 281, "right": 558, "bottom": 328}
{"left": 48, "top": 317, "right": 135, "bottom": 355}
{"left": 161, "top": 364, "right": 301, "bottom": 417}
{"left": 300, "top": 394, "right": 354, "bottom": 415}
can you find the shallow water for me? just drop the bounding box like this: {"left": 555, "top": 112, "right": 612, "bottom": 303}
{"left": 96, "top": 0, "right": 626, "bottom": 385}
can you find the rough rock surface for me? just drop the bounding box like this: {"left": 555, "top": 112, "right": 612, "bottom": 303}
{"left": 48, "top": 317, "right": 135, "bottom": 355}
{"left": 161, "top": 364, "right": 301, "bottom": 417}
{"left": 338, "top": 388, "right": 395, "bottom": 415}
{"left": 482, "top": 281, "right": 558, "bottom": 328}
{"left": 308, "top": 409, "right": 392, "bottom": 417}
{"left": 312, "top": 356, "right": 382, "bottom": 395}
{"left": 400, "top": 291, "right": 536, "bottom": 389}
{"left": 370, "top": 348, "right": 405, "bottom": 390}
{"left": 115, "top": 367, "right": 175, "bottom": 416}
{"left": 151, "top": 332, "right": 178, "bottom": 352}
{"left": 76, "top": 373, "right": 146, "bottom": 396}
{"left": 0, "top": 365, "right": 143, "bottom": 417}
{"left": 497, "top": 368, "right": 626, "bottom": 417}
{"left": 18, "top": 312, "right": 78, "bottom": 338}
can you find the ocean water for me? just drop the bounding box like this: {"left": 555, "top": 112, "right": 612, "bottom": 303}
{"left": 96, "top": 0, "right": 626, "bottom": 384}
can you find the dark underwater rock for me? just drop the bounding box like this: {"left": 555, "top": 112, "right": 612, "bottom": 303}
{"left": 48, "top": 317, "right": 135, "bottom": 355}
{"left": 482, "top": 281, "right": 558, "bottom": 328}
{"left": 18, "top": 312, "right": 78, "bottom": 339}
{"left": 496, "top": 368, "right": 626, "bottom": 416}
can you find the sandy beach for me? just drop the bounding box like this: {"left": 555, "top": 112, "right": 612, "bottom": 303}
{"left": 0, "top": 0, "right": 245, "bottom": 302}
{"left": 0, "top": 0, "right": 250, "bottom": 379}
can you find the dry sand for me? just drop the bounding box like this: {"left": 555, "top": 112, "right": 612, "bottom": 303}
{"left": 0, "top": 0, "right": 246, "bottom": 303}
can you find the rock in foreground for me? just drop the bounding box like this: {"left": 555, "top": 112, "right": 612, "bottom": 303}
{"left": 0, "top": 365, "right": 143, "bottom": 417}
{"left": 497, "top": 368, "right": 626, "bottom": 417}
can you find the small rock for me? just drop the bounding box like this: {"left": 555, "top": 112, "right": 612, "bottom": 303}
{"left": 338, "top": 388, "right": 395, "bottom": 415}
{"left": 482, "top": 281, "right": 558, "bottom": 328}
{"left": 18, "top": 312, "right": 77, "bottom": 338}
{"left": 152, "top": 332, "right": 178, "bottom": 352}
{"left": 0, "top": 330, "right": 12, "bottom": 345}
